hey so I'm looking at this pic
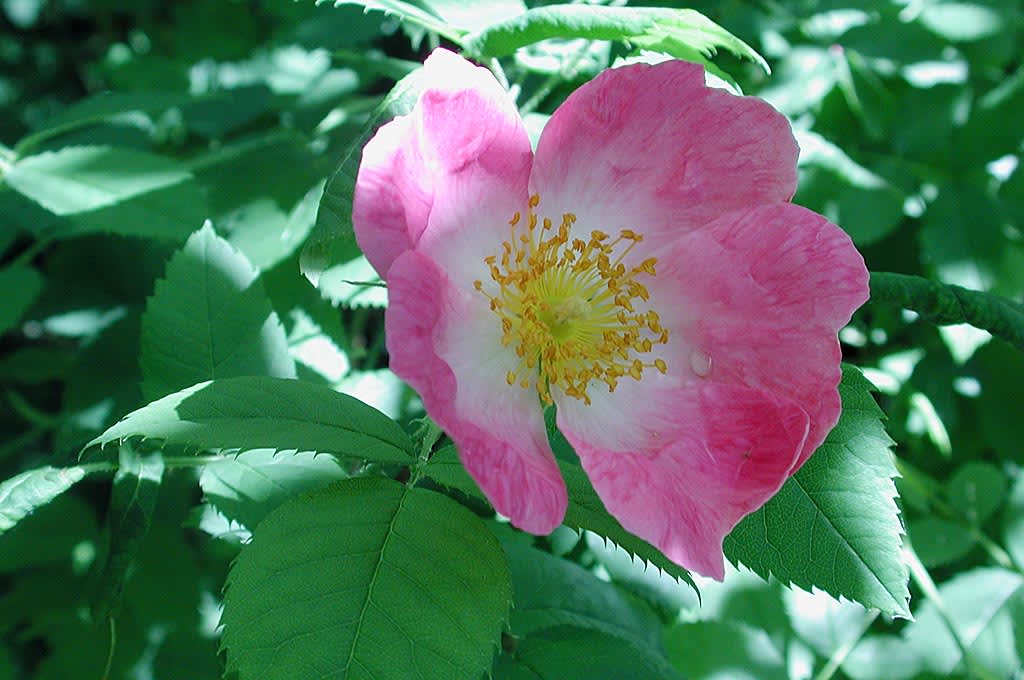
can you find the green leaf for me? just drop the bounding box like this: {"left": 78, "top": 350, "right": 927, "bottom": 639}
{"left": 0, "top": 264, "right": 43, "bottom": 334}
{"left": 327, "top": 0, "right": 526, "bottom": 35}
{"left": 870, "top": 272, "right": 1024, "bottom": 354}
{"left": 1003, "top": 473, "right": 1024, "bottom": 568}
{"left": 947, "top": 461, "right": 1006, "bottom": 525}
{"left": 976, "top": 339, "right": 1024, "bottom": 462}
{"left": 85, "top": 376, "right": 414, "bottom": 464}
{"left": 724, "top": 365, "right": 910, "bottom": 617}
{"left": 0, "top": 494, "right": 99, "bottom": 573}
{"left": 0, "top": 466, "right": 89, "bottom": 536}
{"left": 322, "top": 0, "right": 464, "bottom": 42}
{"left": 907, "top": 518, "right": 976, "bottom": 568}
{"left": 302, "top": 68, "right": 424, "bottom": 284}
{"left": 495, "top": 626, "right": 684, "bottom": 680}
{"left": 905, "top": 567, "right": 1024, "bottom": 676}
{"left": 200, "top": 449, "right": 348, "bottom": 529}
{"left": 222, "top": 477, "right": 510, "bottom": 680}
{"left": 463, "top": 5, "right": 768, "bottom": 74}
{"left": 501, "top": 539, "right": 661, "bottom": 651}
{"left": 917, "top": 2, "right": 1006, "bottom": 42}
{"left": 140, "top": 222, "right": 295, "bottom": 402}
{"left": 92, "top": 445, "right": 165, "bottom": 620}
{"left": 5, "top": 146, "right": 200, "bottom": 217}
{"left": 663, "top": 621, "right": 787, "bottom": 680}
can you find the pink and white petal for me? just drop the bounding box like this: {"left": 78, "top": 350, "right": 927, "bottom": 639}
{"left": 558, "top": 382, "right": 810, "bottom": 580}
{"left": 529, "top": 60, "right": 798, "bottom": 238}
{"left": 386, "top": 249, "right": 567, "bottom": 533}
{"left": 646, "top": 202, "right": 868, "bottom": 467}
{"left": 353, "top": 48, "right": 533, "bottom": 278}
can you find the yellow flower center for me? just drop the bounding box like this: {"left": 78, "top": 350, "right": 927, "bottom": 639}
{"left": 473, "top": 194, "right": 669, "bottom": 406}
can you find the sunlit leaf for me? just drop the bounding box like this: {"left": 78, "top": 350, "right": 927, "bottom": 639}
{"left": 0, "top": 466, "right": 89, "bottom": 536}
{"left": 85, "top": 376, "right": 414, "bottom": 464}
{"left": 140, "top": 222, "right": 295, "bottom": 402}
{"left": 222, "top": 477, "right": 510, "bottom": 680}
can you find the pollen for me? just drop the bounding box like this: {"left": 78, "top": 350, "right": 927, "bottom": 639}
{"left": 473, "top": 194, "right": 670, "bottom": 405}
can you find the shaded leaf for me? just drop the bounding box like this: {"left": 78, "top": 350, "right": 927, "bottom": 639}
{"left": 222, "top": 477, "right": 510, "bottom": 680}
{"left": 663, "top": 620, "right": 787, "bottom": 680}
{"left": 85, "top": 376, "right": 414, "bottom": 464}
{"left": 724, "top": 365, "right": 910, "bottom": 617}
{"left": 200, "top": 449, "right": 347, "bottom": 529}
{"left": 0, "top": 264, "right": 43, "bottom": 334}
{"left": 140, "top": 222, "right": 295, "bottom": 402}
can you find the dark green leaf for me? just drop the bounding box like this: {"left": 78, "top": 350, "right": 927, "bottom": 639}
{"left": 0, "top": 465, "right": 89, "bottom": 536}
{"left": 976, "top": 340, "right": 1024, "bottom": 461}
{"left": 140, "top": 222, "right": 295, "bottom": 402}
{"left": 907, "top": 518, "right": 976, "bottom": 568}
{"left": 725, "top": 365, "right": 910, "bottom": 617}
{"left": 0, "top": 264, "right": 43, "bottom": 334}
{"left": 222, "top": 477, "right": 510, "bottom": 680}
{"left": 494, "top": 626, "right": 684, "bottom": 680}
{"left": 663, "top": 621, "right": 787, "bottom": 680}
{"left": 85, "top": 376, "right": 414, "bottom": 464}
{"left": 92, "top": 444, "right": 165, "bottom": 620}
{"left": 463, "top": 5, "right": 767, "bottom": 74}
{"left": 0, "top": 494, "right": 99, "bottom": 573}
{"left": 947, "top": 461, "right": 1005, "bottom": 525}
{"left": 199, "top": 449, "right": 348, "bottom": 529}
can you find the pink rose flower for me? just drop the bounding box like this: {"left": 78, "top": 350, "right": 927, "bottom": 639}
{"left": 353, "top": 48, "right": 869, "bottom": 579}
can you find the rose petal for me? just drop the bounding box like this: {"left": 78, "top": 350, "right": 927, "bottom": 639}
{"left": 652, "top": 203, "right": 868, "bottom": 466}
{"left": 387, "top": 249, "right": 568, "bottom": 533}
{"left": 530, "top": 60, "right": 798, "bottom": 238}
{"left": 558, "top": 382, "right": 810, "bottom": 579}
{"left": 354, "top": 49, "right": 533, "bottom": 278}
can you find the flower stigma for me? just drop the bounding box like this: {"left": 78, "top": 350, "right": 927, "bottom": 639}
{"left": 473, "top": 194, "right": 669, "bottom": 406}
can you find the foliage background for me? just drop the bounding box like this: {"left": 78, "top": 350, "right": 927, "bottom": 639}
{"left": 0, "top": 0, "right": 1022, "bottom": 678}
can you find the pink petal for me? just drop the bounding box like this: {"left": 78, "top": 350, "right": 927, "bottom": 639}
{"left": 386, "top": 249, "right": 568, "bottom": 533}
{"left": 530, "top": 60, "right": 798, "bottom": 238}
{"left": 559, "top": 382, "right": 810, "bottom": 580}
{"left": 654, "top": 203, "right": 868, "bottom": 466}
{"left": 353, "top": 49, "right": 533, "bottom": 278}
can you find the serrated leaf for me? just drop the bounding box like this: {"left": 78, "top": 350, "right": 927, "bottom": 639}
{"left": 462, "top": 5, "right": 767, "bottom": 74}
{"left": 423, "top": 445, "right": 696, "bottom": 590}
{"left": 494, "top": 625, "right": 684, "bottom": 680}
{"left": 301, "top": 63, "right": 424, "bottom": 284}
{"left": 0, "top": 466, "right": 88, "bottom": 536}
{"left": 322, "top": 0, "right": 464, "bottom": 41}
{"left": 140, "top": 222, "right": 295, "bottom": 402}
{"left": 724, "top": 365, "right": 910, "bottom": 617}
{"left": 327, "top": 0, "right": 525, "bottom": 35}
{"left": 85, "top": 376, "right": 414, "bottom": 464}
{"left": 92, "top": 445, "right": 165, "bottom": 620}
{"left": 200, "top": 449, "right": 348, "bottom": 529}
{"left": 4, "top": 146, "right": 204, "bottom": 226}
{"left": 0, "top": 264, "right": 43, "bottom": 334}
{"left": 502, "top": 539, "right": 662, "bottom": 652}
{"left": 222, "top": 477, "right": 510, "bottom": 680}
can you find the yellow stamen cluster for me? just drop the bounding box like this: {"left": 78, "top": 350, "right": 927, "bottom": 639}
{"left": 473, "top": 194, "right": 669, "bottom": 405}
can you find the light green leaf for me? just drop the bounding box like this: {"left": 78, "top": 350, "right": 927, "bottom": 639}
{"left": 905, "top": 567, "right": 1024, "bottom": 676}
{"left": 200, "top": 449, "right": 347, "bottom": 529}
{"left": 85, "top": 376, "right": 414, "bottom": 464}
{"left": 663, "top": 621, "right": 787, "bottom": 680}
{"left": 5, "top": 146, "right": 196, "bottom": 216}
{"left": 1004, "top": 473, "right": 1024, "bottom": 568}
{"left": 494, "top": 626, "right": 684, "bottom": 680}
{"left": 321, "top": 0, "right": 464, "bottom": 42}
{"left": 463, "top": 5, "right": 767, "bottom": 74}
{"left": 502, "top": 539, "right": 661, "bottom": 651}
{"left": 140, "top": 222, "right": 295, "bottom": 402}
{"left": 0, "top": 265, "right": 43, "bottom": 334}
{"left": 301, "top": 68, "right": 424, "bottom": 284}
{"left": 870, "top": 272, "right": 1024, "bottom": 354}
{"left": 222, "top": 477, "right": 510, "bottom": 680}
{"left": 0, "top": 466, "right": 88, "bottom": 536}
{"left": 92, "top": 445, "right": 165, "bottom": 620}
{"left": 724, "top": 365, "right": 910, "bottom": 617}
{"left": 326, "top": 0, "right": 525, "bottom": 35}
{"left": 917, "top": 2, "right": 1006, "bottom": 42}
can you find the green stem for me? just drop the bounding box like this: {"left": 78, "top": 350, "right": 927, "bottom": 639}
{"left": 812, "top": 609, "right": 880, "bottom": 680}
{"left": 870, "top": 272, "right": 1024, "bottom": 353}
{"left": 100, "top": 616, "right": 116, "bottom": 680}
{"left": 905, "top": 543, "right": 1000, "bottom": 680}
{"left": 408, "top": 418, "right": 443, "bottom": 486}
{"left": 162, "top": 455, "right": 226, "bottom": 468}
